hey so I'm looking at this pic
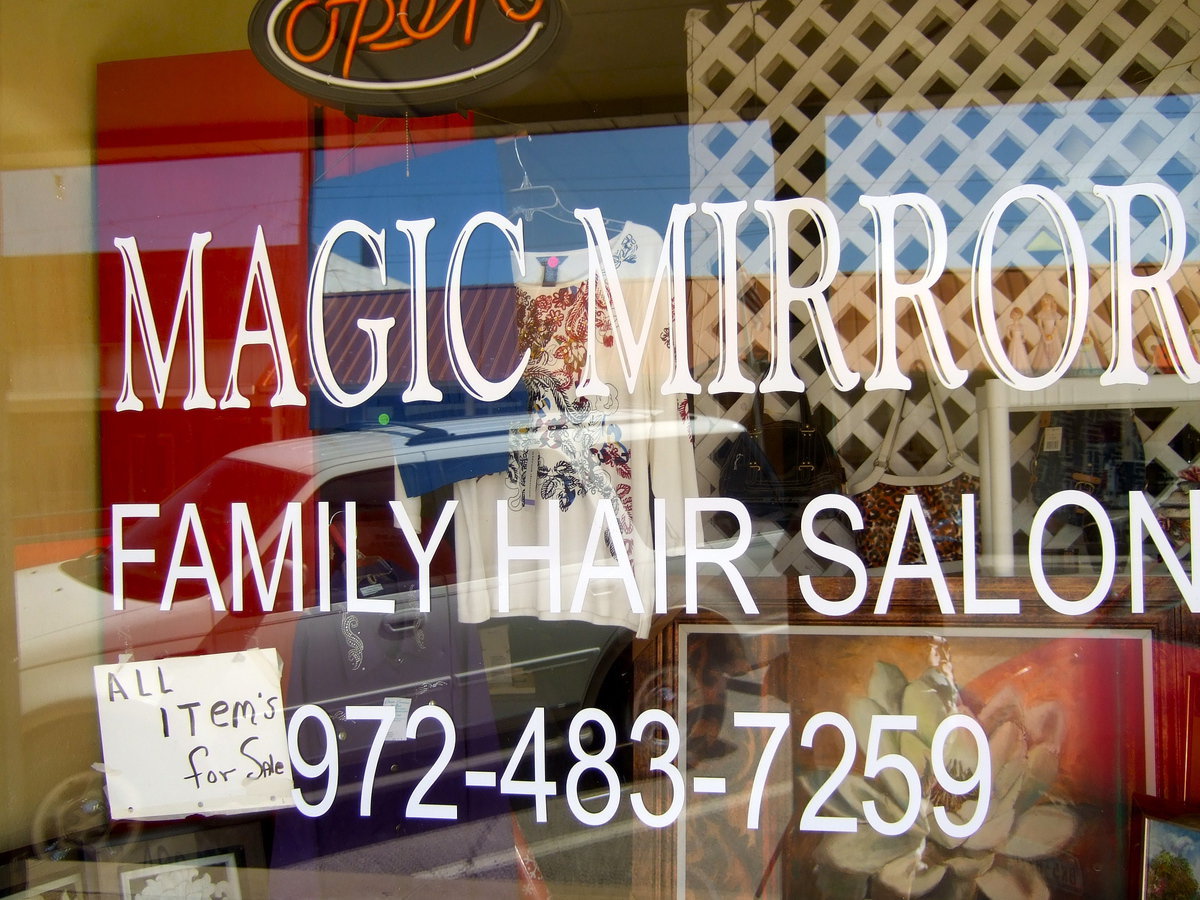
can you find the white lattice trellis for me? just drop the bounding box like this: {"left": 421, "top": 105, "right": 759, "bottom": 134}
{"left": 686, "top": 0, "right": 1200, "bottom": 575}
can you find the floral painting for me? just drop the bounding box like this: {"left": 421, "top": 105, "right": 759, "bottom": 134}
{"left": 785, "top": 629, "right": 1150, "bottom": 900}
{"left": 678, "top": 626, "right": 1151, "bottom": 899}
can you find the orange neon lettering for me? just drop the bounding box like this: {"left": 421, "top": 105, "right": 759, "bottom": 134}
{"left": 498, "top": 0, "right": 541, "bottom": 21}
{"left": 286, "top": 0, "right": 340, "bottom": 63}
{"left": 358, "top": 0, "right": 397, "bottom": 42}
{"left": 362, "top": 0, "right": 415, "bottom": 50}
{"left": 282, "top": 0, "right": 544, "bottom": 68}
{"left": 396, "top": 0, "right": 471, "bottom": 44}
{"left": 339, "top": 0, "right": 373, "bottom": 77}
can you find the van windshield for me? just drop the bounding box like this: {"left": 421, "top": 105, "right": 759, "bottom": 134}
{"left": 106, "top": 459, "right": 311, "bottom": 602}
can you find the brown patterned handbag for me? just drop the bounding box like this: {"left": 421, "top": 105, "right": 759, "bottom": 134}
{"left": 849, "top": 374, "right": 980, "bottom": 568}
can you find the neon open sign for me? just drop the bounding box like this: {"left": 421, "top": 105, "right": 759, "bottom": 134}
{"left": 249, "top": 0, "right": 566, "bottom": 115}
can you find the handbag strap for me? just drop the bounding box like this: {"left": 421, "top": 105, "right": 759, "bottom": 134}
{"left": 927, "top": 372, "right": 976, "bottom": 475}
{"left": 796, "top": 391, "right": 817, "bottom": 428}
{"left": 848, "top": 369, "right": 979, "bottom": 493}
{"left": 742, "top": 368, "right": 767, "bottom": 439}
{"left": 877, "top": 390, "right": 908, "bottom": 469}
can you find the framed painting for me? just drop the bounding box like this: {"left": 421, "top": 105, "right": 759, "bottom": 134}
{"left": 631, "top": 574, "right": 1197, "bottom": 898}
{"left": 85, "top": 822, "right": 264, "bottom": 897}
{"left": 773, "top": 626, "right": 1148, "bottom": 899}
{"left": 4, "top": 870, "right": 84, "bottom": 899}
{"left": 86, "top": 822, "right": 265, "bottom": 868}
{"left": 1129, "top": 794, "right": 1200, "bottom": 899}
{"left": 118, "top": 849, "right": 242, "bottom": 900}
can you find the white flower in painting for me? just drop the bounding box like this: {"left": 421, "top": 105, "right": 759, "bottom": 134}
{"left": 134, "top": 865, "right": 235, "bottom": 900}
{"left": 807, "top": 662, "right": 1077, "bottom": 900}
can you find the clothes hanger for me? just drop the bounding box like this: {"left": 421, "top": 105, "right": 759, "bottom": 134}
{"left": 507, "top": 136, "right": 624, "bottom": 236}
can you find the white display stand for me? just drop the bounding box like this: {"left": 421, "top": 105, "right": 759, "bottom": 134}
{"left": 976, "top": 375, "right": 1199, "bottom": 575}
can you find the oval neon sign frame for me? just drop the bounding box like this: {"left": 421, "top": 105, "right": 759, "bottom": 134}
{"left": 249, "top": 0, "right": 567, "bottom": 116}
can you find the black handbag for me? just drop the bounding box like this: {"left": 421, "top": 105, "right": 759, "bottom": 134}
{"left": 713, "top": 389, "right": 845, "bottom": 534}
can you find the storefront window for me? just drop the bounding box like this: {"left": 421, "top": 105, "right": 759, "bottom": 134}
{"left": 3, "top": 1, "right": 1200, "bottom": 896}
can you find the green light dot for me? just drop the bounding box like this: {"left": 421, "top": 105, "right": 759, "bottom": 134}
{"left": 377, "top": 413, "right": 390, "bottom": 425}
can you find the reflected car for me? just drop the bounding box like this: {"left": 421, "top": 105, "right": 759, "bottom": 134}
{"left": 14, "top": 411, "right": 738, "bottom": 860}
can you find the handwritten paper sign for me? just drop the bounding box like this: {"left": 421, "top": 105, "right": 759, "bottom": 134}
{"left": 93, "top": 649, "right": 294, "bottom": 820}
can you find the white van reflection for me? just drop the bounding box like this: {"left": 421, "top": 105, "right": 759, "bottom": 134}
{"left": 15, "top": 412, "right": 737, "bottom": 859}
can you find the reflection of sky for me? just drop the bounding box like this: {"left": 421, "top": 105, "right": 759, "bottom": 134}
{"left": 309, "top": 126, "right": 694, "bottom": 288}
{"left": 1146, "top": 817, "right": 1200, "bottom": 876}
{"left": 312, "top": 139, "right": 507, "bottom": 288}
{"left": 305, "top": 126, "right": 696, "bottom": 430}
{"left": 827, "top": 97, "right": 1200, "bottom": 271}
{"left": 687, "top": 120, "right": 775, "bottom": 276}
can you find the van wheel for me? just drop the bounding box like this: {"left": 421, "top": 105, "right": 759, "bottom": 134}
{"left": 31, "top": 770, "right": 129, "bottom": 860}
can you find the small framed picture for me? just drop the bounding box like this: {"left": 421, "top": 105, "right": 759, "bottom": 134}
{"left": 5, "top": 871, "right": 84, "bottom": 899}
{"left": 85, "top": 821, "right": 265, "bottom": 896}
{"left": 87, "top": 821, "right": 265, "bottom": 868}
{"left": 118, "top": 849, "right": 242, "bottom": 900}
{"left": 1130, "top": 795, "right": 1200, "bottom": 899}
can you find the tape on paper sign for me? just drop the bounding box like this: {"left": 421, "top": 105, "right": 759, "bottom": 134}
{"left": 93, "top": 648, "right": 294, "bottom": 820}
{"left": 383, "top": 697, "right": 412, "bottom": 741}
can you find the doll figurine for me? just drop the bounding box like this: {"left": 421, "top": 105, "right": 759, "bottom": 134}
{"left": 1073, "top": 328, "right": 1104, "bottom": 373}
{"left": 1004, "top": 306, "right": 1032, "bottom": 374}
{"left": 1141, "top": 334, "right": 1176, "bottom": 374}
{"left": 1029, "top": 294, "right": 1064, "bottom": 372}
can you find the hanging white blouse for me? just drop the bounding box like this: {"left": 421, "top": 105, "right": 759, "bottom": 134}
{"left": 452, "top": 222, "right": 697, "bottom": 637}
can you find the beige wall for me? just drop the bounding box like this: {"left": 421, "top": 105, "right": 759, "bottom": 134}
{"left": 1, "top": 2, "right": 248, "bottom": 167}
{"left": 0, "top": 2, "right": 250, "bottom": 541}
{"left": 0, "top": 0, "right": 251, "bottom": 846}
